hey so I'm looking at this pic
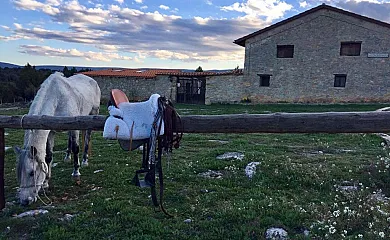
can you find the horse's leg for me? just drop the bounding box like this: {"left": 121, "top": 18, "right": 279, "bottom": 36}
{"left": 44, "top": 131, "right": 55, "bottom": 189}
{"left": 64, "top": 131, "right": 72, "bottom": 162}
{"left": 70, "top": 130, "right": 81, "bottom": 179}
{"left": 81, "top": 129, "right": 92, "bottom": 166}
{"left": 81, "top": 106, "right": 99, "bottom": 166}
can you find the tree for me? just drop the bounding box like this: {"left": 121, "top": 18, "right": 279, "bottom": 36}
{"left": 63, "top": 66, "right": 72, "bottom": 77}
{"left": 70, "top": 67, "right": 77, "bottom": 76}
{"left": 195, "top": 66, "right": 203, "bottom": 72}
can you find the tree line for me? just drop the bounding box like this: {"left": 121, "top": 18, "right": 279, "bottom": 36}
{"left": 0, "top": 63, "right": 92, "bottom": 103}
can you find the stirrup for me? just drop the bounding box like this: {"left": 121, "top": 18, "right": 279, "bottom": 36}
{"left": 131, "top": 169, "right": 155, "bottom": 188}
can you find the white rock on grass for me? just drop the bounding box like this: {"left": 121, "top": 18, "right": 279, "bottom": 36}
{"left": 198, "top": 170, "right": 223, "bottom": 179}
{"left": 265, "top": 227, "right": 289, "bottom": 240}
{"left": 14, "top": 209, "right": 49, "bottom": 218}
{"left": 208, "top": 140, "right": 229, "bottom": 144}
{"left": 245, "top": 162, "right": 260, "bottom": 178}
{"left": 216, "top": 152, "right": 244, "bottom": 161}
{"left": 59, "top": 213, "right": 77, "bottom": 221}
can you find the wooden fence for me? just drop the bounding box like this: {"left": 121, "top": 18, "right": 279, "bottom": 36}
{"left": 2, "top": 111, "right": 390, "bottom": 209}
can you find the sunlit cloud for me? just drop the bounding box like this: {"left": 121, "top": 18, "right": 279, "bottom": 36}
{"left": 19, "top": 45, "right": 133, "bottom": 62}
{"left": 159, "top": 5, "right": 169, "bottom": 10}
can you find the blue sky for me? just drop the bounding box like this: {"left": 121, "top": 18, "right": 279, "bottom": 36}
{"left": 0, "top": 0, "right": 389, "bottom": 70}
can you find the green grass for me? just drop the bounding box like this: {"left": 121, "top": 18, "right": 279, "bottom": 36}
{"left": 1, "top": 103, "right": 390, "bottom": 239}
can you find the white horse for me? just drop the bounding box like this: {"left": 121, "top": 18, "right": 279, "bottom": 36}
{"left": 14, "top": 72, "right": 101, "bottom": 205}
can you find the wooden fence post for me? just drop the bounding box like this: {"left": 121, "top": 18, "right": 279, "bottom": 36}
{"left": 0, "top": 128, "right": 5, "bottom": 210}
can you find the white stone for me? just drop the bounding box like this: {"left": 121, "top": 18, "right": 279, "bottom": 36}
{"left": 245, "top": 162, "right": 260, "bottom": 178}
{"left": 216, "top": 152, "right": 244, "bottom": 161}
{"left": 265, "top": 227, "right": 289, "bottom": 240}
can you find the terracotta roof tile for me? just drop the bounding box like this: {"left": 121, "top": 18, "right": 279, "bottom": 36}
{"left": 80, "top": 69, "right": 182, "bottom": 78}
{"left": 156, "top": 69, "right": 243, "bottom": 76}
{"left": 79, "top": 68, "right": 243, "bottom": 78}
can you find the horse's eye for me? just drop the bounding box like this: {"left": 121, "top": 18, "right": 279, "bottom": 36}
{"left": 29, "top": 171, "right": 34, "bottom": 177}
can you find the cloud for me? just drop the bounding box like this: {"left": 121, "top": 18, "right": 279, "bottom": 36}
{"left": 135, "top": 0, "right": 142, "bottom": 3}
{"left": 221, "top": 0, "right": 293, "bottom": 22}
{"left": 299, "top": 1, "right": 308, "bottom": 8}
{"left": 336, "top": 0, "right": 390, "bottom": 22}
{"left": 14, "top": 0, "right": 60, "bottom": 15}
{"left": 115, "top": 0, "right": 124, "bottom": 5}
{"left": 140, "top": 5, "right": 147, "bottom": 9}
{"left": 8, "top": 0, "right": 271, "bottom": 63}
{"left": 205, "top": 0, "right": 213, "bottom": 5}
{"left": 301, "top": 0, "right": 390, "bottom": 22}
{"left": 19, "top": 45, "right": 133, "bottom": 62}
{"left": 159, "top": 5, "right": 169, "bottom": 10}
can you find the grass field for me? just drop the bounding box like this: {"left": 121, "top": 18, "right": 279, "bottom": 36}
{"left": 1, "top": 103, "right": 390, "bottom": 239}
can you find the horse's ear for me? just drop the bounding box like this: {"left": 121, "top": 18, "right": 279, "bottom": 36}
{"left": 14, "top": 146, "right": 22, "bottom": 156}
{"left": 30, "top": 146, "right": 38, "bottom": 157}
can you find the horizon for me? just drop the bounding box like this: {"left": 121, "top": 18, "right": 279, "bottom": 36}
{"left": 1, "top": 0, "right": 389, "bottom": 70}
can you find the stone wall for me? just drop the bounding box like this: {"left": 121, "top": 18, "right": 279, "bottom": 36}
{"left": 92, "top": 75, "right": 175, "bottom": 102}
{"left": 205, "top": 74, "right": 245, "bottom": 104}
{"left": 243, "top": 8, "right": 390, "bottom": 103}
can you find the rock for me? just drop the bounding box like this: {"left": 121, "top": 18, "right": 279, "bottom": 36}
{"left": 208, "top": 140, "right": 229, "bottom": 144}
{"left": 198, "top": 170, "right": 223, "bottom": 179}
{"left": 216, "top": 152, "right": 244, "bottom": 161}
{"left": 335, "top": 181, "right": 359, "bottom": 193}
{"left": 184, "top": 218, "right": 192, "bottom": 223}
{"left": 93, "top": 169, "right": 104, "bottom": 174}
{"left": 59, "top": 213, "right": 77, "bottom": 221}
{"left": 245, "top": 162, "right": 260, "bottom": 178}
{"left": 370, "top": 190, "right": 389, "bottom": 203}
{"left": 14, "top": 209, "right": 49, "bottom": 218}
{"left": 265, "top": 227, "right": 289, "bottom": 240}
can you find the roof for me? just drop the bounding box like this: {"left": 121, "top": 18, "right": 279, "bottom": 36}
{"left": 234, "top": 4, "right": 390, "bottom": 47}
{"left": 156, "top": 69, "right": 243, "bottom": 77}
{"left": 80, "top": 68, "right": 243, "bottom": 78}
{"left": 80, "top": 69, "right": 182, "bottom": 78}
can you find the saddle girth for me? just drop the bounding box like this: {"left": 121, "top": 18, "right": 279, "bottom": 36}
{"left": 131, "top": 97, "right": 182, "bottom": 217}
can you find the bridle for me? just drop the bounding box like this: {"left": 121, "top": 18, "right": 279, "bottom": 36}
{"left": 18, "top": 144, "right": 52, "bottom": 206}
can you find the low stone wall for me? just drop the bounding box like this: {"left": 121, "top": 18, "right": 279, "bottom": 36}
{"left": 205, "top": 75, "right": 245, "bottom": 104}
{"left": 92, "top": 75, "right": 174, "bottom": 102}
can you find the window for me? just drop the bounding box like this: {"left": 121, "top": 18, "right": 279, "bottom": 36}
{"left": 334, "top": 74, "right": 346, "bottom": 87}
{"left": 340, "top": 42, "right": 361, "bottom": 56}
{"left": 258, "top": 74, "right": 271, "bottom": 87}
{"left": 277, "top": 45, "right": 294, "bottom": 58}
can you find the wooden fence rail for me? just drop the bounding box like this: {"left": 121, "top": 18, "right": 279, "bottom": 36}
{"left": 2, "top": 111, "right": 390, "bottom": 209}
{"left": 1, "top": 111, "right": 390, "bottom": 133}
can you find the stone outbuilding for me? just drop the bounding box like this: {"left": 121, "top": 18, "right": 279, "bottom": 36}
{"left": 82, "top": 68, "right": 243, "bottom": 105}
{"left": 234, "top": 4, "right": 390, "bottom": 103}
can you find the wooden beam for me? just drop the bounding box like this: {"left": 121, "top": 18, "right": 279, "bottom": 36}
{"left": 0, "top": 128, "right": 5, "bottom": 210}
{"left": 1, "top": 111, "right": 390, "bottom": 133}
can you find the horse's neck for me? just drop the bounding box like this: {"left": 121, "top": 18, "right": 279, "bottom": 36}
{"left": 24, "top": 130, "right": 50, "bottom": 159}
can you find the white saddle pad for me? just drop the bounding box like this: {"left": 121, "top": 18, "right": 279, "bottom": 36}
{"left": 103, "top": 94, "right": 164, "bottom": 140}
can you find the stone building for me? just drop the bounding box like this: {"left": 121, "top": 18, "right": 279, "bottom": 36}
{"left": 82, "top": 68, "right": 243, "bottom": 105}
{"left": 234, "top": 4, "right": 390, "bottom": 103}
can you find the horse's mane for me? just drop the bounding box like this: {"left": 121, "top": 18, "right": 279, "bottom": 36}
{"left": 28, "top": 72, "right": 68, "bottom": 116}
{"left": 17, "top": 154, "right": 23, "bottom": 182}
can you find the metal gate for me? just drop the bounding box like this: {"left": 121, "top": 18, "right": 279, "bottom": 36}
{"left": 176, "top": 77, "right": 206, "bottom": 104}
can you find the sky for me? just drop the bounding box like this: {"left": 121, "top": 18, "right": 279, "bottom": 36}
{"left": 0, "top": 0, "right": 389, "bottom": 70}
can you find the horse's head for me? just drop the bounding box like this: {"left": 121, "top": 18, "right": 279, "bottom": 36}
{"left": 14, "top": 146, "right": 48, "bottom": 206}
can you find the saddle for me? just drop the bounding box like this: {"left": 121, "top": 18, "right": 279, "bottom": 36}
{"left": 103, "top": 89, "right": 183, "bottom": 216}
